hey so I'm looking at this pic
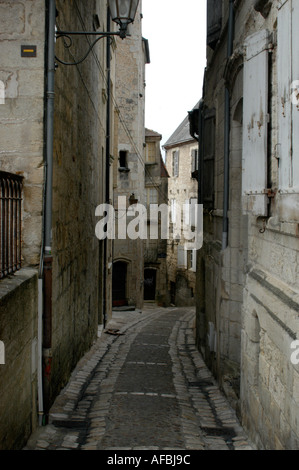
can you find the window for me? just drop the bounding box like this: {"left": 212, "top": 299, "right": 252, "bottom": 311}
{"left": 119, "top": 150, "right": 128, "bottom": 169}
{"left": 203, "top": 110, "right": 215, "bottom": 210}
{"left": 172, "top": 150, "right": 179, "bottom": 177}
{"left": 145, "top": 142, "right": 156, "bottom": 164}
{"left": 187, "top": 249, "right": 197, "bottom": 272}
{"left": 147, "top": 187, "right": 158, "bottom": 211}
{"left": 191, "top": 148, "right": 198, "bottom": 177}
{"left": 190, "top": 198, "right": 197, "bottom": 228}
{"left": 0, "top": 80, "right": 5, "bottom": 105}
{"left": 170, "top": 198, "right": 176, "bottom": 223}
{"left": 177, "top": 246, "right": 187, "bottom": 269}
{"left": 0, "top": 171, "right": 23, "bottom": 279}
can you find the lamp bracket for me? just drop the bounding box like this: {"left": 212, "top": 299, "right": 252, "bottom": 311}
{"left": 55, "top": 30, "right": 125, "bottom": 66}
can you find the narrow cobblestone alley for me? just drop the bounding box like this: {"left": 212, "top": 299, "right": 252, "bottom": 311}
{"left": 24, "top": 306, "right": 254, "bottom": 451}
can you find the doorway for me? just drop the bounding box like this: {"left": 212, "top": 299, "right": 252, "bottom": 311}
{"left": 144, "top": 269, "right": 156, "bottom": 301}
{"left": 112, "top": 261, "right": 128, "bottom": 307}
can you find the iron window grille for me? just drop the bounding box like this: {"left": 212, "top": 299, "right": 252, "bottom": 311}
{"left": 0, "top": 171, "right": 24, "bottom": 279}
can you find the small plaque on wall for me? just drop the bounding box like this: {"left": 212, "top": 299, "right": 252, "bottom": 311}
{"left": 21, "top": 45, "right": 37, "bottom": 57}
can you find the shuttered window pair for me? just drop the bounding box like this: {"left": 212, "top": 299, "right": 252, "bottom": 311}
{"left": 242, "top": 0, "right": 299, "bottom": 216}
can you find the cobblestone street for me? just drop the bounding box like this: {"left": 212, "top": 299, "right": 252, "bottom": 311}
{"left": 25, "top": 305, "right": 254, "bottom": 451}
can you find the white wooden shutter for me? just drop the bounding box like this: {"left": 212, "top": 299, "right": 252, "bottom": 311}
{"left": 191, "top": 149, "right": 196, "bottom": 173}
{"left": 292, "top": 2, "right": 299, "bottom": 189}
{"left": 191, "top": 249, "right": 197, "bottom": 272}
{"left": 184, "top": 199, "right": 190, "bottom": 226}
{"left": 242, "top": 29, "right": 270, "bottom": 216}
{"left": 175, "top": 151, "right": 179, "bottom": 177}
{"left": 177, "top": 246, "right": 187, "bottom": 269}
{"left": 278, "top": 0, "right": 299, "bottom": 191}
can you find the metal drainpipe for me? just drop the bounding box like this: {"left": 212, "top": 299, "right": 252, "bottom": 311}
{"left": 222, "top": 0, "right": 235, "bottom": 250}
{"left": 103, "top": 8, "right": 111, "bottom": 329}
{"left": 38, "top": 0, "right": 56, "bottom": 423}
{"left": 45, "top": 0, "right": 55, "bottom": 257}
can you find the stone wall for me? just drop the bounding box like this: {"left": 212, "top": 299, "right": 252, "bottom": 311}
{"left": 165, "top": 138, "right": 198, "bottom": 307}
{"left": 199, "top": 0, "right": 299, "bottom": 449}
{"left": 112, "top": 2, "right": 149, "bottom": 309}
{"left": 0, "top": 269, "right": 39, "bottom": 450}
{"left": 0, "top": 0, "right": 45, "bottom": 266}
{"left": 46, "top": 0, "right": 112, "bottom": 407}
{"left": 0, "top": 0, "right": 45, "bottom": 450}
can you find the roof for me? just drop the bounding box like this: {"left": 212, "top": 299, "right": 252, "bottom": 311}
{"left": 160, "top": 156, "right": 169, "bottom": 178}
{"left": 163, "top": 101, "right": 200, "bottom": 149}
{"left": 145, "top": 128, "right": 162, "bottom": 139}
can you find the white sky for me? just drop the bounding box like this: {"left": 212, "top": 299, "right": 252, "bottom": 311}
{"left": 141, "top": 0, "right": 207, "bottom": 148}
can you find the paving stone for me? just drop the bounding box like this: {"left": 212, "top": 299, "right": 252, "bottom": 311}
{"left": 24, "top": 306, "right": 255, "bottom": 451}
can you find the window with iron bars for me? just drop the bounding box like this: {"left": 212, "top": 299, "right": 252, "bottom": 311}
{"left": 0, "top": 171, "right": 23, "bottom": 279}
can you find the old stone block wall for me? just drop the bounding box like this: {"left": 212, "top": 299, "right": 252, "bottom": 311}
{"left": 200, "top": 0, "right": 299, "bottom": 449}
{"left": 0, "top": 0, "right": 45, "bottom": 450}
{"left": 0, "top": 0, "right": 45, "bottom": 265}
{"left": 47, "top": 0, "right": 111, "bottom": 404}
{"left": 112, "top": 3, "right": 148, "bottom": 309}
{"left": 165, "top": 137, "right": 198, "bottom": 307}
{"left": 0, "top": 269, "right": 38, "bottom": 450}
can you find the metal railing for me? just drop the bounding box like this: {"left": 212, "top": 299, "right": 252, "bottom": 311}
{"left": 0, "top": 171, "right": 24, "bottom": 279}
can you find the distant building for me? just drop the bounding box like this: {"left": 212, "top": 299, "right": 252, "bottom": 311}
{"left": 112, "top": 13, "right": 150, "bottom": 310}
{"left": 144, "top": 128, "right": 169, "bottom": 307}
{"left": 164, "top": 110, "right": 198, "bottom": 306}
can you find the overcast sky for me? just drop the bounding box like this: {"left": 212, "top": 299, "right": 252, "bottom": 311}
{"left": 141, "top": 0, "right": 207, "bottom": 148}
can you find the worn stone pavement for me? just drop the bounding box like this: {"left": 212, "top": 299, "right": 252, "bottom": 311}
{"left": 24, "top": 305, "right": 254, "bottom": 451}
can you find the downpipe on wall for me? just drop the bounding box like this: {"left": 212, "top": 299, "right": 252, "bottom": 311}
{"left": 38, "top": 0, "right": 56, "bottom": 425}
{"left": 222, "top": 0, "right": 235, "bottom": 250}
{"left": 103, "top": 7, "right": 111, "bottom": 330}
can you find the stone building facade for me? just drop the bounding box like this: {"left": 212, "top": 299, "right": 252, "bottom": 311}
{"left": 112, "top": 6, "right": 150, "bottom": 310}
{"left": 0, "top": 0, "right": 47, "bottom": 449}
{"left": 164, "top": 113, "right": 198, "bottom": 307}
{"left": 144, "top": 129, "right": 169, "bottom": 306}
{"left": 0, "top": 0, "right": 141, "bottom": 450}
{"left": 196, "top": 0, "right": 299, "bottom": 449}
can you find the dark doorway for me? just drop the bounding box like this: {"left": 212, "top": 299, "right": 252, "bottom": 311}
{"left": 170, "top": 282, "right": 176, "bottom": 305}
{"left": 144, "top": 269, "right": 156, "bottom": 301}
{"left": 112, "top": 261, "right": 128, "bottom": 307}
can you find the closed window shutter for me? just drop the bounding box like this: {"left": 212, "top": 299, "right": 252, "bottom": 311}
{"left": 191, "top": 249, "right": 197, "bottom": 272}
{"left": 190, "top": 198, "right": 197, "bottom": 227}
{"left": 172, "top": 151, "right": 179, "bottom": 177}
{"left": 278, "top": 0, "right": 299, "bottom": 191}
{"left": 203, "top": 110, "right": 215, "bottom": 210}
{"left": 175, "top": 151, "right": 179, "bottom": 177}
{"left": 242, "top": 29, "right": 270, "bottom": 216}
{"left": 177, "top": 246, "right": 187, "bottom": 269}
{"left": 171, "top": 199, "right": 176, "bottom": 223}
{"left": 191, "top": 149, "right": 196, "bottom": 173}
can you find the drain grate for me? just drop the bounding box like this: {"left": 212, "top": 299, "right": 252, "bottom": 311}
{"left": 52, "top": 419, "right": 89, "bottom": 429}
{"left": 201, "top": 426, "right": 236, "bottom": 438}
{"left": 188, "top": 380, "right": 214, "bottom": 388}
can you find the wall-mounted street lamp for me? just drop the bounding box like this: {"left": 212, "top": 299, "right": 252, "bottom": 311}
{"left": 55, "top": 0, "right": 140, "bottom": 66}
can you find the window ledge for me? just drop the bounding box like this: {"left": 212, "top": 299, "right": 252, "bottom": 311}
{"left": 0, "top": 268, "right": 38, "bottom": 301}
{"left": 118, "top": 167, "right": 130, "bottom": 173}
